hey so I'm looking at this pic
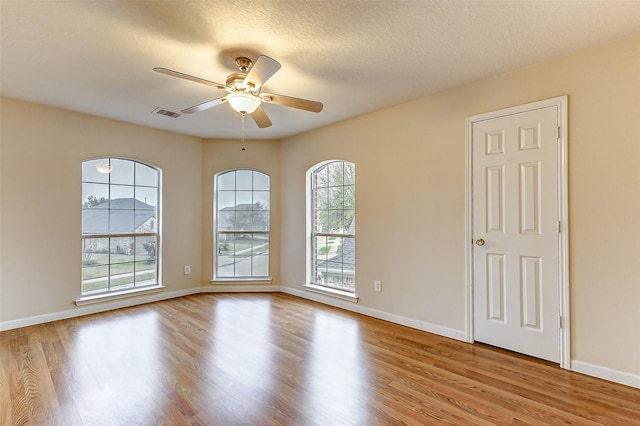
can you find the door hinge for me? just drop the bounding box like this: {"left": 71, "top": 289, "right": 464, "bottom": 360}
{"left": 557, "top": 126, "right": 561, "bottom": 139}
{"left": 558, "top": 221, "right": 562, "bottom": 233}
{"left": 559, "top": 316, "right": 563, "bottom": 329}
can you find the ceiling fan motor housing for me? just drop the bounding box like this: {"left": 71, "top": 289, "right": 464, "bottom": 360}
{"left": 235, "top": 57, "right": 252, "bottom": 72}
{"left": 226, "top": 72, "right": 260, "bottom": 94}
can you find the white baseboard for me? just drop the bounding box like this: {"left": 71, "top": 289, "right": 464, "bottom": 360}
{"left": 571, "top": 360, "right": 640, "bottom": 389}
{"left": 0, "top": 287, "right": 201, "bottom": 331}
{"left": 281, "top": 286, "right": 466, "bottom": 342}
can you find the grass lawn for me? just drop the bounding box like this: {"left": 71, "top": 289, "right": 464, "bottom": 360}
{"left": 82, "top": 253, "right": 155, "bottom": 279}
{"left": 81, "top": 253, "right": 157, "bottom": 293}
{"left": 81, "top": 270, "right": 156, "bottom": 293}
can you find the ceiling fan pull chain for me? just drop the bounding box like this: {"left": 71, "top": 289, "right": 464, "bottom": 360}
{"left": 241, "top": 112, "right": 246, "bottom": 151}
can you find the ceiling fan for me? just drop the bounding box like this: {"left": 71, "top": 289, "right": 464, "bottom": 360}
{"left": 153, "top": 55, "right": 323, "bottom": 128}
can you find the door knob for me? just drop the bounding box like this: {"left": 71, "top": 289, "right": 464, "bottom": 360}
{"left": 475, "top": 238, "right": 485, "bottom": 246}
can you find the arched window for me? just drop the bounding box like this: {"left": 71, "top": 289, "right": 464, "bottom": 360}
{"left": 81, "top": 158, "right": 160, "bottom": 296}
{"left": 309, "top": 160, "right": 356, "bottom": 292}
{"left": 215, "top": 169, "right": 270, "bottom": 278}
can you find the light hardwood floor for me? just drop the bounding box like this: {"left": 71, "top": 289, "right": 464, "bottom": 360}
{"left": 1, "top": 293, "right": 639, "bottom": 425}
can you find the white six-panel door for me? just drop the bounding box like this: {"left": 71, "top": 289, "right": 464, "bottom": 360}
{"left": 472, "top": 105, "right": 561, "bottom": 363}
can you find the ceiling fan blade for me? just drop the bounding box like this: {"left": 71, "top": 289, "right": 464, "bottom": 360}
{"left": 153, "top": 67, "right": 226, "bottom": 89}
{"left": 243, "top": 55, "right": 281, "bottom": 90}
{"left": 181, "top": 96, "right": 226, "bottom": 114}
{"left": 250, "top": 105, "right": 272, "bottom": 128}
{"left": 261, "top": 93, "right": 323, "bottom": 113}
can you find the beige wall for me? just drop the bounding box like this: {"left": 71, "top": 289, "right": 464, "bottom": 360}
{"left": 280, "top": 33, "right": 640, "bottom": 376}
{"left": 0, "top": 98, "right": 203, "bottom": 321}
{"left": 1, "top": 32, "right": 638, "bottom": 379}
{"left": 201, "top": 139, "right": 281, "bottom": 284}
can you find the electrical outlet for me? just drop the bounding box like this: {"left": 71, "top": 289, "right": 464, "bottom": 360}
{"left": 374, "top": 280, "right": 381, "bottom": 292}
{"left": 184, "top": 265, "right": 191, "bottom": 275}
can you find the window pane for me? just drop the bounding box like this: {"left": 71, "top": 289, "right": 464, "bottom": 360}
{"left": 82, "top": 267, "right": 109, "bottom": 294}
{"left": 135, "top": 186, "right": 157, "bottom": 208}
{"left": 110, "top": 210, "right": 134, "bottom": 233}
{"left": 253, "top": 172, "right": 269, "bottom": 190}
{"left": 316, "top": 165, "right": 329, "bottom": 188}
{"left": 82, "top": 183, "right": 109, "bottom": 208}
{"left": 218, "top": 171, "right": 236, "bottom": 190}
{"left": 217, "top": 237, "right": 235, "bottom": 277}
{"left": 329, "top": 186, "right": 344, "bottom": 210}
{"left": 343, "top": 237, "right": 356, "bottom": 263}
{"left": 329, "top": 161, "right": 343, "bottom": 186}
{"left": 218, "top": 211, "right": 235, "bottom": 231}
{"left": 217, "top": 191, "right": 235, "bottom": 210}
{"left": 135, "top": 236, "right": 157, "bottom": 263}
{"left": 315, "top": 236, "right": 329, "bottom": 262}
{"left": 110, "top": 185, "right": 134, "bottom": 206}
{"left": 236, "top": 170, "right": 252, "bottom": 190}
{"left": 236, "top": 191, "right": 252, "bottom": 209}
{"left": 314, "top": 260, "right": 327, "bottom": 283}
{"left": 134, "top": 260, "right": 156, "bottom": 286}
{"left": 82, "top": 238, "right": 109, "bottom": 265}
{"left": 135, "top": 162, "right": 157, "bottom": 187}
{"left": 135, "top": 211, "right": 156, "bottom": 233}
{"left": 82, "top": 238, "right": 109, "bottom": 292}
{"left": 254, "top": 191, "right": 269, "bottom": 209}
{"left": 316, "top": 210, "right": 330, "bottom": 233}
{"left": 236, "top": 211, "right": 252, "bottom": 231}
{"left": 134, "top": 237, "right": 157, "bottom": 286}
{"left": 251, "top": 234, "right": 269, "bottom": 276}
{"left": 82, "top": 159, "right": 110, "bottom": 183}
{"left": 345, "top": 211, "right": 355, "bottom": 233}
{"left": 217, "top": 237, "right": 232, "bottom": 256}
{"left": 328, "top": 210, "right": 343, "bottom": 232}
{"left": 110, "top": 262, "right": 135, "bottom": 291}
{"left": 344, "top": 162, "right": 355, "bottom": 185}
{"left": 252, "top": 211, "right": 269, "bottom": 231}
{"left": 315, "top": 188, "right": 328, "bottom": 211}
{"left": 110, "top": 158, "right": 135, "bottom": 185}
{"left": 344, "top": 185, "right": 355, "bottom": 209}
{"left": 343, "top": 263, "right": 355, "bottom": 276}
{"left": 82, "top": 209, "right": 108, "bottom": 234}
{"left": 331, "top": 237, "right": 344, "bottom": 263}
{"left": 110, "top": 237, "right": 134, "bottom": 262}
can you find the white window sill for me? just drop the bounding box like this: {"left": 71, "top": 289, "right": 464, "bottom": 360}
{"left": 304, "top": 283, "right": 359, "bottom": 303}
{"left": 75, "top": 285, "right": 165, "bottom": 306}
{"left": 210, "top": 277, "right": 273, "bottom": 286}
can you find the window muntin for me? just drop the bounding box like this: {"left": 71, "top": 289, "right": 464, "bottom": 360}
{"left": 81, "top": 158, "right": 160, "bottom": 295}
{"left": 215, "top": 170, "right": 270, "bottom": 278}
{"left": 311, "top": 161, "right": 355, "bottom": 292}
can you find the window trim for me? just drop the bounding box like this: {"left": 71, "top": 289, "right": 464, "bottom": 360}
{"left": 81, "top": 157, "right": 162, "bottom": 299}
{"left": 213, "top": 168, "right": 271, "bottom": 280}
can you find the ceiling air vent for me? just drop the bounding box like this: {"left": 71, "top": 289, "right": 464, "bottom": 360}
{"left": 152, "top": 107, "right": 181, "bottom": 118}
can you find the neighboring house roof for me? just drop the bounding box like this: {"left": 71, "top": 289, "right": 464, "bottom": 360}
{"left": 220, "top": 203, "right": 263, "bottom": 210}
{"left": 82, "top": 198, "right": 156, "bottom": 234}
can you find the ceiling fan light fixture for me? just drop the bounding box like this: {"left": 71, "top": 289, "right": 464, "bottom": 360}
{"left": 227, "top": 92, "right": 261, "bottom": 114}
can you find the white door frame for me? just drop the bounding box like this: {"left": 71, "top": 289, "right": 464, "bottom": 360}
{"left": 464, "top": 96, "right": 570, "bottom": 369}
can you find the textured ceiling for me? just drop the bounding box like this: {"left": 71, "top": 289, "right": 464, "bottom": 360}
{"left": 2, "top": 1, "right": 640, "bottom": 139}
